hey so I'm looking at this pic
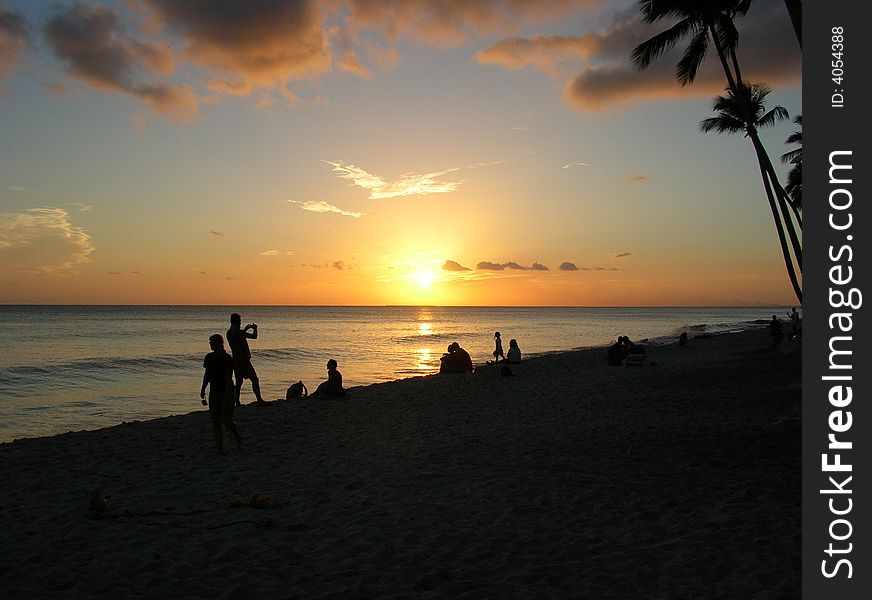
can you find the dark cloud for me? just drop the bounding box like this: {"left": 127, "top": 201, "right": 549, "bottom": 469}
{"left": 503, "top": 261, "right": 527, "bottom": 270}
{"left": 142, "top": 0, "right": 331, "bottom": 96}
{"left": 558, "top": 261, "right": 579, "bottom": 271}
{"left": 442, "top": 259, "right": 470, "bottom": 272}
{"left": 332, "top": 260, "right": 345, "bottom": 270}
{"left": 628, "top": 175, "right": 649, "bottom": 183}
{"left": 477, "top": 260, "right": 551, "bottom": 271}
{"left": 477, "top": 261, "right": 505, "bottom": 271}
{"left": 564, "top": 2, "right": 800, "bottom": 111}
{"left": 43, "top": 3, "right": 196, "bottom": 120}
{"left": 0, "top": 6, "right": 28, "bottom": 79}
{"left": 208, "top": 230, "right": 224, "bottom": 237}
{"left": 614, "top": 252, "right": 632, "bottom": 258}
{"left": 479, "top": 2, "right": 800, "bottom": 112}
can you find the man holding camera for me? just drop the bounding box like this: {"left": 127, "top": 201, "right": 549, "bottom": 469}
{"left": 226, "top": 312, "right": 266, "bottom": 405}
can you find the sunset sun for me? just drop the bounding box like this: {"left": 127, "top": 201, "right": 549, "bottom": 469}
{"left": 415, "top": 271, "right": 436, "bottom": 288}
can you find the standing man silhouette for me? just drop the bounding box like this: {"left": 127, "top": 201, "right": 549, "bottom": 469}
{"left": 227, "top": 313, "right": 265, "bottom": 405}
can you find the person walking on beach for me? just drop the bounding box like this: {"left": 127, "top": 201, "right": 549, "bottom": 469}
{"left": 200, "top": 334, "right": 243, "bottom": 454}
{"left": 492, "top": 331, "right": 505, "bottom": 363}
{"left": 227, "top": 313, "right": 265, "bottom": 405}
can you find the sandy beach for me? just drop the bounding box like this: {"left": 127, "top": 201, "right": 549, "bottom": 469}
{"left": 0, "top": 328, "right": 800, "bottom": 599}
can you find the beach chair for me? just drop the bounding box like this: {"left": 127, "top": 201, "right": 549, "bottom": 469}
{"left": 624, "top": 344, "right": 647, "bottom": 366}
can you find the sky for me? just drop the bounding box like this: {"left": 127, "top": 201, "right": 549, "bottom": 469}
{"left": 0, "top": 0, "right": 802, "bottom": 306}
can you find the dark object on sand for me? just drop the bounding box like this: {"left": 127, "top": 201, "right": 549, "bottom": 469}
{"left": 679, "top": 332, "right": 688, "bottom": 346}
{"left": 607, "top": 336, "right": 632, "bottom": 365}
{"left": 285, "top": 381, "right": 308, "bottom": 400}
{"left": 770, "top": 315, "right": 784, "bottom": 347}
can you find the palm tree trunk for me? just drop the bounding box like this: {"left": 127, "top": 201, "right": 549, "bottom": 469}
{"left": 750, "top": 130, "right": 803, "bottom": 266}
{"left": 784, "top": 0, "right": 802, "bottom": 48}
{"left": 752, "top": 140, "right": 802, "bottom": 302}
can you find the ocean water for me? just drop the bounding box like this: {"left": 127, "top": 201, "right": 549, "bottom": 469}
{"left": 0, "top": 305, "right": 785, "bottom": 443}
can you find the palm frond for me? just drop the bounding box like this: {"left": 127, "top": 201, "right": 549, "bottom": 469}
{"left": 758, "top": 106, "right": 789, "bottom": 129}
{"left": 632, "top": 18, "right": 696, "bottom": 69}
{"left": 676, "top": 28, "right": 708, "bottom": 84}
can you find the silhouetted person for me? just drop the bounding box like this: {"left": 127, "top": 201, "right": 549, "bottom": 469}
{"left": 440, "top": 342, "right": 473, "bottom": 373}
{"left": 506, "top": 338, "right": 521, "bottom": 364}
{"left": 227, "top": 313, "right": 265, "bottom": 405}
{"left": 679, "top": 332, "right": 688, "bottom": 346}
{"left": 607, "top": 335, "right": 629, "bottom": 365}
{"left": 770, "top": 315, "right": 784, "bottom": 348}
{"left": 200, "top": 334, "right": 242, "bottom": 454}
{"left": 313, "top": 359, "right": 345, "bottom": 397}
{"left": 492, "top": 331, "right": 505, "bottom": 362}
{"left": 787, "top": 307, "right": 801, "bottom": 338}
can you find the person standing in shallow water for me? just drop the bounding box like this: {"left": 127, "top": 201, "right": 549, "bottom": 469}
{"left": 200, "top": 334, "right": 243, "bottom": 454}
{"left": 226, "top": 313, "right": 265, "bottom": 405}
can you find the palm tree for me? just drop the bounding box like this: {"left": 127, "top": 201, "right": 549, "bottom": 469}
{"left": 632, "top": 0, "right": 802, "bottom": 301}
{"left": 781, "top": 115, "right": 802, "bottom": 211}
{"left": 783, "top": 0, "right": 802, "bottom": 48}
{"left": 700, "top": 85, "right": 801, "bottom": 300}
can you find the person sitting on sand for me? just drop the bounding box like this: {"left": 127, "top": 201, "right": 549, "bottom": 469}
{"left": 679, "top": 332, "right": 688, "bottom": 347}
{"left": 770, "top": 315, "right": 784, "bottom": 348}
{"left": 227, "top": 313, "right": 266, "bottom": 406}
{"left": 506, "top": 338, "right": 521, "bottom": 364}
{"left": 607, "top": 336, "right": 628, "bottom": 365}
{"left": 313, "top": 359, "right": 345, "bottom": 397}
{"left": 200, "top": 334, "right": 243, "bottom": 454}
{"left": 492, "top": 331, "right": 505, "bottom": 362}
{"left": 440, "top": 342, "right": 473, "bottom": 373}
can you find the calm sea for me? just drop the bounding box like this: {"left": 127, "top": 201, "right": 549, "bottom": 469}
{"left": 0, "top": 305, "right": 784, "bottom": 442}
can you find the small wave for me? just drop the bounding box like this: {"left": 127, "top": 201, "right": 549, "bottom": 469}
{"left": 660, "top": 320, "right": 767, "bottom": 341}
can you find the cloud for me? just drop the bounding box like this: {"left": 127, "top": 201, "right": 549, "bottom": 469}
{"left": 345, "top": 0, "right": 595, "bottom": 47}
{"left": 614, "top": 251, "right": 632, "bottom": 258}
{"left": 442, "top": 259, "right": 470, "bottom": 272}
{"left": 477, "top": 261, "right": 505, "bottom": 271}
{"left": 326, "top": 160, "right": 461, "bottom": 200}
{"left": 208, "top": 230, "right": 224, "bottom": 237}
{"left": 43, "top": 3, "right": 197, "bottom": 121}
{"left": 332, "top": 260, "right": 345, "bottom": 270}
{"left": 289, "top": 199, "right": 363, "bottom": 218}
{"left": 0, "top": 208, "right": 94, "bottom": 273}
{"left": 581, "top": 266, "right": 620, "bottom": 271}
{"left": 141, "top": 0, "right": 331, "bottom": 97}
{"left": 477, "top": 34, "right": 600, "bottom": 76}
{"left": 503, "top": 261, "right": 527, "bottom": 270}
{"left": 478, "top": 3, "right": 800, "bottom": 112}
{"left": 562, "top": 162, "right": 589, "bottom": 169}
{"left": 7, "top": 185, "right": 27, "bottom": 193}
{"left": 63, "top": 203, "right": 94, "bottom": 213}
{"left": 259, "top": 249, "right": 294, "bottom": 256}
{"left": 0, "top": 7, "right": 28, "bottom": 77}
{"left": 559, "top": 261, "right": 579, "bottom": 271}
{"left": 628, "top": 175, "right": 649, "bottom": 183}
{"left": 476, "top": 260, "right": 546, "bottom": 271}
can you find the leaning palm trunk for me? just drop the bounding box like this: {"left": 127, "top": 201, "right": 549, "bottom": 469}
{"left": 707, "top": 28, "right": 802, "bottom": 301}
{"left": 751, "top": 139, "right": 803, "bottom": 301}
{"left": 750, "top": 129, "right": 802, "bottom": 265}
